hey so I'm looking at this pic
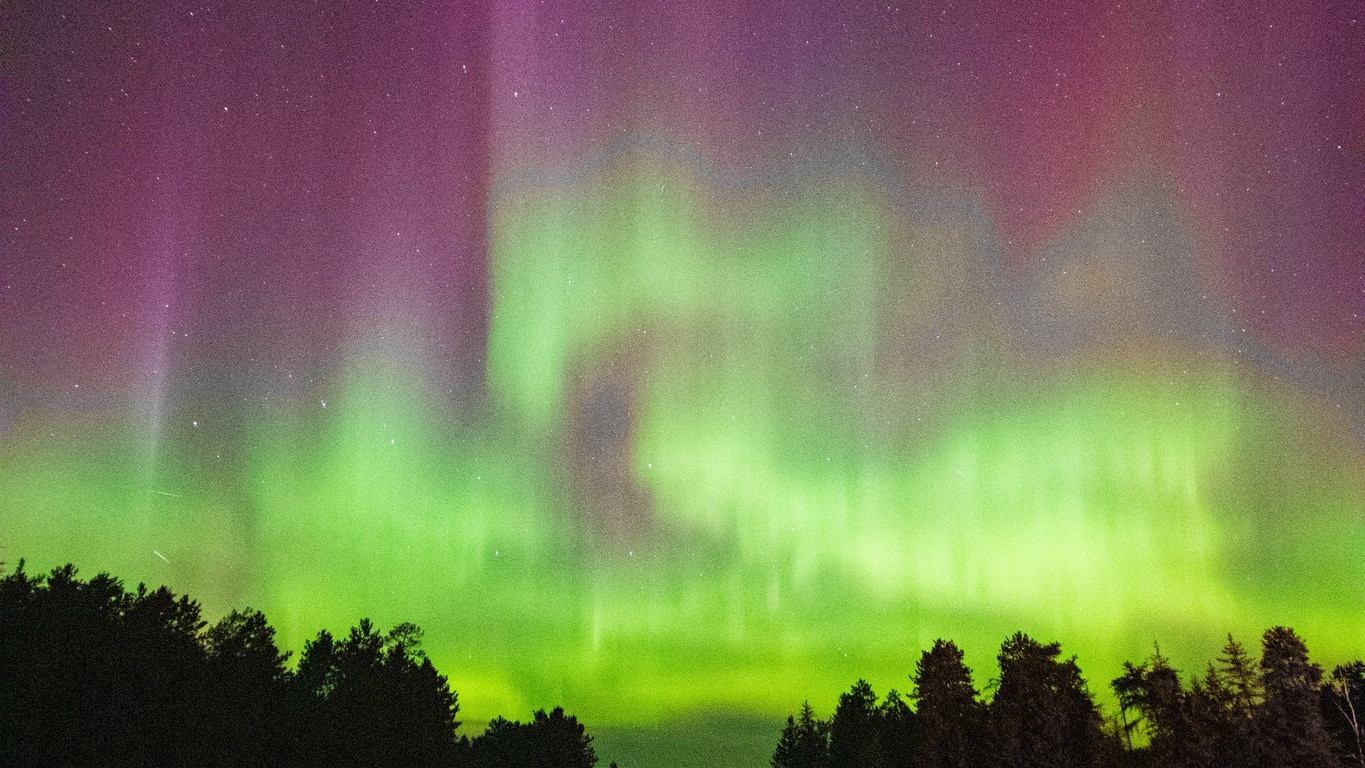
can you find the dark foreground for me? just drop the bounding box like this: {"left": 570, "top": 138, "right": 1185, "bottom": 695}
{"left": 2, "top": 560, "right": 1361, "bottom": 768}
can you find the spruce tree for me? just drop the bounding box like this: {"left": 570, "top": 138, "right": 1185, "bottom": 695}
{"left": 1255, "top": 627, "right": 1335, "bottom": 768}
{"left": 772, "top": 702, "right": 831, "bottom": 768}
{"left": 878, "top": 689, "right": 919, "bottom": 768}
{"left": 988, "top": 632, "right": 1104, "bottom": 768}
{"left": 912, "top": 639, "right": 983, "bottom": 768}
{"left": 829, "top": 680, "right": 882, "bottom": 768}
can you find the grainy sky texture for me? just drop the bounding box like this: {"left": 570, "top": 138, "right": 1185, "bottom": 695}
{"left": 3, "top": 1, "right": 1362, "bottom": 766}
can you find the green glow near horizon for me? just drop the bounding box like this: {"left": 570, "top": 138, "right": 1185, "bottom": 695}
{"left": 3, "top": 152, "right": 1362, "bottom": 734}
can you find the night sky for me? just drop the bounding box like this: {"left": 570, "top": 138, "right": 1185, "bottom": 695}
{"left": 3, "top": 1, "right": 1362, "bottom": 766}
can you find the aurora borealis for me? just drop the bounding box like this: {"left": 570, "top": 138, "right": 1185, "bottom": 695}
{"left": 3, "top": 1, "right": 1362, "bottom": 765}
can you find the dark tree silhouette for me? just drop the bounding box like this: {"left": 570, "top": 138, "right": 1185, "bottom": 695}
{"left": 1324, "top": 661, "right": 1365, "bottom": 767}
{"left": 987, "top": 632, "right": 1106, "bottom": 768}
{"left": 1184, "top": 659, "right": 1255, "bottom": 767}
{"left": 295, "top": 619, "right": 461, "bottom": 768}
{"left": 877, "top": 689, "right": 919, "bottom": 768}
{"left": 1217, "top": 635, "right": 1261, "bottom": 718}
{"left": 1113, "top": 650, "right": 1181, "bottom": 763}
{"left": 1, "top": 559, "right": 625, "bottom": 768}
{"left": 0, "top": 561, "right": 211, "bottom": 765}
{"left": 1194, "top": 634, "right": 1261, "bottom": 768}
{"left": 468, "top": 706, "right": 597, "bottom": 768}
{"left": 773, "top": 701, "right": 831, "bottom": 768}
{"left": 11, "top": 558, "right": 1364, "bottom": 768}
{"left": 1255, "top": 626, "right": 1336, "bottom": 768}
{"left": 911, "top": 639, "right": 983, "bottom": 768}
{"left": 775, "top": 630, "right": 1365, "bottom": 768}
{"left": 1111, "top": 645, "right": 1252, "bottom": 768}
{"left": 202, "top": 608, "right": 292, "bottom": 767}
{"left": 829, "top": 679, "right": 883, "bottom": 768}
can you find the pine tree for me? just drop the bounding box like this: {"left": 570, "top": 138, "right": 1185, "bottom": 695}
{"left": 1111, "top": 649, "right": 1188, "bottom": 765}
{"left": 988, "top": 632, "right": 1104, "bottom": 768}
{"left": 295, "top": 619, "right": 460, "bottom": 767}
{"left": 912, "top": 639, "right": 983, "bottom": 768}
{"left": 878, "top": 689, "right": 919, "bottom": 768}
{"left": 1255, "top": 626, "right": 1335, "bottom": 768}
{"left": 829, "top": 680, "right": 883, "bottom": 768}
{"left": 774, "top": 714, "right": 806, "bottom": 768}
{"left": 203, "top": 609, "right": 292, "bottom": 766}
{"left": 1216, "top": 635, "right": 1261, "bottom": 720}
{"left": 1183, "top": 667, "right": 1230, "bottom": 768}
{"left": 773, "top": 702, "right": 830, "bottom": 768}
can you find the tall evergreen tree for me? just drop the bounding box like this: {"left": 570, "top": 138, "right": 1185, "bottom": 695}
{"left": 294, "top": 628, "right": 341, "bottom": 765}
{"left": 1216, "top": 635, "right": 1261, "bottom": 723}
{"left": 1111, "top": 649, "right": 1189, "bottom": 765}
{"left": 773, "top": 702, "right": 830, "bottom": 768}
{"left": 911, "top": 639, "right": 983, "bottom": 768}
{"left": 988, "top": 632, "right": 1104, "bottom": 768}
{"left": 203, "top": 608, "right": 292, "bottom": 767}
{"left": 1255, "top": 627, "right": 1336, "bottom": 768}
{"left": 774, "top": 715, "right": 804, "bottom": 768}
{"left": 1109, "top": 636, "right": 1279, "bottom": 768}
{"left": 878, "top": 689, "right": 919, "bottom": 768}
{"left": 295, "top": 619, "right": 461, "bottom": 768}
{"left": 829, "top": 680, "right": 883, "bottom": 768}
{"left": 1189, "top": 642, "right": 1261, "bottom": 768}
{"left": 1182, "top": 666, "right": 1234, "bottom": 768}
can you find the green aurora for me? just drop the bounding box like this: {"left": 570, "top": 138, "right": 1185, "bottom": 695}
{"left": 4, "top": 151, "right": 1362, "bottom": 750}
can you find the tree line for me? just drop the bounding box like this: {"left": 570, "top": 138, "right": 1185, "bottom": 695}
{"left": 4, "top": 558, "right": 1360, "bottom": 767}
{"left": 772, "top": 630, "right": 1364, "bottom": 768}
{"left": 0, "top": 561, "right": 601, "bottom": 767}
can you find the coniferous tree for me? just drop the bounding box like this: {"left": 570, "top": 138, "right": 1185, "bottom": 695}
{"left": 1255, "top": 627, "right": 1336, "bottom": 768}
{"left": 295, "top": 619, "right": 461, "bottom": 768}
{"left": 468, "top": 706, "right": 596, "bottom": 768}
{"left": 1112, "top": 649, "right": 1189, "bottom": 766}
{"left": 877, "top": 689, "right": 919, "bottom": 768}
{"left": 1217, "top": 635, "right": 1262, "bottom": 718}
{"left": 988, "top": 632, "right": 1105, "bottom": 768}
{"left": 0, "top": 562, "right": 213, "bottom": 765}
{"left": 1182, "top": 667, "right": 1231, "bottom": 768}
{"left": 773, "top": 701, "right": 831, "bottom": 768}
{"left": 1147, "top": 634, "right": 1258, "bottom": 768}
{"left": 1191, "top": 656, "right": 1257, "bottom": 768}
{"left": 294, "top": 628, "right": 341, "bottom": 765}
{"left": 829, "top": 680, "right": 883, "bottom": 768}
{"left": 911, "top": 639, "right": 983, "bottom": 768}
{"left": 774, "top": 714, "right": 806, "bottom": 768}
{"left": 768, "top": 628, "right": 1357, "bottom": 768}
{"left": 382, "top": 622, "right": 463, "bottom": 764}
{"left": 202, "top": 608, "right": 292, "bottom": 767}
